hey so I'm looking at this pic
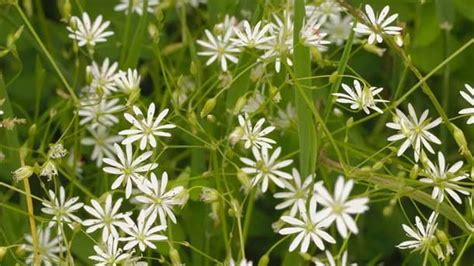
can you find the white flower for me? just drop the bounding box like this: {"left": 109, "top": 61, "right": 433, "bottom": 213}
{"left": 119, "top": 103, "right": 176, "bottom": 150}
{"left": 314, "top": 176, "right": 369, "bottom": 238}
{"left": 397, "top": 212, "right": 438, "bottom": 252}
{"left": 353, "top": 5, "right": 402, "bottom": 44}
{"left": 231, "top": 20, "right": 273, "bottom": 49}
{"left": 238, "top": 113, "right": 276, "bottom": 150}
{"left": 197, "top": 28, "right": 239, "bottom": 72}
{"left": 67, "top": 12, "right": 114, "bottom": 47}
{"left": 300, "top": 17, "right": 331, "bottom": 50}
{"left": 78, "top": 98, "right": 124, "bottom": 129}
{"left": 279, "top": 196, "right": 335, "bottom": 253}
{"left": 314, "top": 250, "right": 353, "bottom": 266}
{"left": 214, "top": 14, "right": 239, "bottom": 33}
{"left": 40, "top": 160, "right": 58, "bottom": 181}
{"left": 121, "top": 209, "right": 167, "bottom": 251}
{"left": 240, "top": 146, "right": 293, "bottom": 193}
{"left": 114, "top": 0, "right": 160, "bottom": 15}
{"left": 24, "top": 227, "right": 65, "bottom": 266}
{"left": 306, "top": 1, "right": 342, "bottom": 25}
{"left": 41, "top": 186, "right": 84, "bottom": 229}
{"left": 242, "top": 91, "right": 265, "bottom": 113}
{"left": 459, "top": 84, "right": 474, "bottom": 124}
{"left": 230, "top": 258, "right": 253, "bottom": 266}
{"left": 86, "top": 58, "right": 119, "bottom": 94}
{"left": 136, "top": 172, "right": 185, "bottom": 226}
{"left": 81, "top": 126, "right": 123, "bottom": 167}
{"left": 82, "top": 194, "right": 131, "bottom": 240}
{"left": 102, "top": 143, "right": 159, "bottom": 198}
{"left": 419, "top": 152, "right": 469, "bottom": 204}
{"left": 260, "top": 13, "right": 293, "bottom": 73}
{"left": 115, "top": 68, "right": 141, "bottom": 93}
{"left": 332, "top": 80, "right": 388, "bottom": 114}
{"left": 386, "top": 103, "right": 442, "bottom": 162}
{"left": 274, "top": 168, "right": 316, "bottom": 217}
{"left": 89, "top": 235, "right": 130, "bottom": 265}
{"left": 323, "top": 14, "right": 353, "bottom": 46}
{"left": 272, "top": 103, "right": 296, "bottom": 129}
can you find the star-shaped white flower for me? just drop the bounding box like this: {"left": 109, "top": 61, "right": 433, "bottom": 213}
{"left": 279, "top": 196, "right": 335, "bottom": 253}
{"left": 103, "top": 143, "right": 159, "bottom": 198}
{"left": 238, "top": 113, "right": 276, "bottom": 150}
{"left": 24, "top": 227, "right": 65, "bottom": 266}
{"left": 197, "top": 27, "right": 240, "bottom": 72}
{"left": 274, "top": 168, "right": 316, "bottom": 217}
{"left": 119, "top": 103, "right": 176, "bottom": 150}
{"left": 459, "top": 84, "right": 474, "bottom": 124}
{"left": 82, "top": 194, "right": 131, "bottom": 240}
{"left": 260, "top": 13, "right": 294, "bottom": 73}
{"left": 67, "top": 12, "right": 114, "bottom": 47}
{"left": 314, "top": 176, "right": 369, "bottom": 238}
{"left": 114, "top": 0, "right": 160, "bottom": 15}
{"left": 136, "top": 172, "right": 185, "bottom": 226}
{"left": 231, "top": 20, "right": 274, "bottom": 49}
{"left": 300, "top": 16, "right": 331, "bottom": 50}
{"left": 419, "top": 152, "right": 469, "bottom": 204}
{"left": 81, "top": 126, "right": 123, "bottom": 167}
{"left": 240, "top": 146, "right": 293, "bottom": 193}
{"left": 386, "top": 103, "right": 442, "bottom": 162}
{"left": 353, "top": 5, "right": 402, "bottom": 44}
{"left": 86, "top": 58, "right": 119, "bottom": 94}
{"left": 78, "top": 98, "right": 124, "bottom": 129}
{"left": 397, "top": 212, "right": 438, "bottom": 252}
{"left": 121, "top": 209, "right": 167, "bottom": 252}
{"left": 89, "top": 235, "right": 130, "bottom": 265}
{"left": 115, "top": 68, "right": 141, "bottom": 93}
{"left": 41, "top": 186, "right": 84, "bottom": 229}
{"left": 332, "top": 80, "right": 388, "bottom": 114}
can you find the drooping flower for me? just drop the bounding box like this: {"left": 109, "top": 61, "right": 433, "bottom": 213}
{"left": 353, "top": 5, "right": 402, "bottom": 44}
{"left": 41, "top": 186, "right": 84, "bottom": 229}
{"left": 135, "top": 172, "right": 185, "bottom": 226}
{"left": 459, "top": 84, "right": 474, "bottom": 125}
{"left": 67, "top": 12, "right": 114, "bottom": 47}
{"left": 314, "top": 176, "right": 369, "bottom": 238}
{"left": 419, "top": 152, "right": 470, "bottom": 204}
{"left": 238, "top": 113, "right": 276, "bottom": 150}
{"left": 240, "top": 146, "right": 293, "bottom": 193}
{"left": 386, "top": 103, "right": 442, "bottom": 162}
{"left": 119, "top": 103, "right": 176, "bottom": 150}
{"left": 332, "top": 80, "right": 388, "bottom": 114}
{"left": 279, "top": 196, "right": 335, "bottom": 253}
{"left": 102, "top": 143, "right": 159, "bottom": 198}
{"left": 82, "top": 195, "right": 131, "bottom": 240}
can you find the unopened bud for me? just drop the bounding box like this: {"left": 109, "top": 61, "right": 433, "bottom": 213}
{"left": 363, "top": 43, "right": 386, "bottom": 57}
{"left": 346, "top": 117, "right": 354, "bottom": 128}
{"left": 329, "top": 71, "right": 338, "bottom": 84}
{"left": 62, "top": 0, "right": 71, "bottom": 20}
{"left": 7, "top": 26, "right": 24, "bottom": 47}
{"left": 169, "top": 248, "right": 181, "bottom": 265}
{"left": 410, "top": 164, "right": 419, "bottom": 179}
{"left": 236, "top": 170, "right": 251, "bottom": 192}
{"left": 250, "top": 63, "right": 264, "bottom": 82}
{"left": 229, "top": 127, "right": 244, "bottom": 146}
{"left": 201, "top": 97, "right": 217, "bottom": 118}
{"left": 190, "top": 61, "right": 198, "bottom": 76}
{"left": 372, "top": 161, "right": 384, "bottom": 171}
{"left": 28, "top": 124, "right": 37, "bottom": 137}
{"left": 15, "top": 244, "right": 26, "bottom": 257}
{"left": 258, "top": 254, "right": 269, "bottom": 266}
{"left": 233, "top": 96, "right": 247, "bottom": 115}
{"left": 0, "top": 246, "right": 7, "bottom": 261}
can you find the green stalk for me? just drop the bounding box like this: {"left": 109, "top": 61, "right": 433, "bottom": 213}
{"left": 124, "top": 0, "right": 148, "bottom": 68}
{"left": 15, "top": 4, "right": 78, "bottom": 104}
{"left": 294, "top": 0, "right": 317, "bottom": 177}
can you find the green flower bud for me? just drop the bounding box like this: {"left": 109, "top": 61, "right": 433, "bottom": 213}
{"left": 258, "top": 254, "right": 269, "bottom": 266}
{"left": 169, "top": 248, "right": 181, "bottom": 265}
{"left": 0, "top": 246, "right": 7, "bottom": 261}
{"left": 201, "top": 97, "right": 217, "bottom": 118}
{"left": 233, "top": 96, "right": 247, "bottom": 115}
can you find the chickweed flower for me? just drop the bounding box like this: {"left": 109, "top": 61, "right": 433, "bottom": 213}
{"left": 67, "top": 12, "right": 114, "bottom": 47}
{"left": 300, "top": 17, "right": 331, "bottom": 50}
{"left": 314, "top": 176, "right": 369, "bottom": 239}
{"left": 238, "top": 113, "right": 276, "bottom": 150}
{"left": 47, "top": 143, "right": 68, "bottom": 159}
{"left": 78, "top": 98, "right": 124, "bottom": 129}
{"left": 89, "top": 235, "right": 130, "bottom": 265}
{"left": 459, "top": 84, "right": 474, "bottom": 124}
{"left": 41, "top": 186, "right": 84, "bottom": 229}
{"left": 121, "top": 209, "right": 167, "bottom": 252}
{"left": 274, "top": 168, "right": 316, "bottom": 217}
{"left": 353, "top": 5, "right": 402, "bottom": 44}
{"left": 24, "top": 227, "right": 64, "bottom": 266}
{"left": 81, "top": 126, "right": 123, "bottom": 167}
{"left": 86, "top": 58, "right": 119, "bottom": 94}
{"left": 397, "top": 212, "right": 438, "bottom": 255}
{"left": 114, "top": 0, "right": 159, "bottom": 16}
{"left": 322, "top": 14, "right": 353, "bottom": 46}
{"left": 305, "top": 1, "right": 342, "bottom": 25}
{"left": 332, "top": 80, "right": 388, "bottom": 114}
{"left": 102, "top": 143, "right": 159, "bottom": 198}
{"left": 136, "top": 172, "right": 185, "bottom": 226}
{"left": 197, "top": 28, "right": 239, "bottom": 72}
{"left": 260, "top": 13, "right": 293, "bottom": 73}
{"left": 279, "top": 196, "right": 335, "bottom": 253}
{"left": 386, "top": 103, "right": 442, "bottom": 162}
{"left": 115, "top": 68, "right": 141, "bottom": 93}
{"left": 119, "top": 103, "right": 176, "bottom": 150}
{"left": 240, "top": 147, "right": 293, "bottom": 193}
{"left": 231, "top": 20, "right": 273, "bottom": 49}
{"left": 82, "top": 194, "right": 131, "bottom": 240}
{"left": 419, "top": 152, "right": 469, "bottom": 204}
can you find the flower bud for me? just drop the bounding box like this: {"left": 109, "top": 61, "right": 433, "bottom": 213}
{"left": 12, "top": 166, "right": 34, "bottom": 182}
{"left": 329, "top": 71, "right": 338, "bottom": 84}
{"left": 0, "top": 246, "right": 7, "bottom": 261}
{"left": 62, "top": 0, "right": 71, "bottom": 20}
{"left": 346, "top": 117, "right": 354, "bottom": 128}
{"left": 190, "top": 61, "right": 198, "bottom": 76}
{"left": 250, "top": 63, "right": 264, "bottom": 82}
{"left": 28, "top": 124, "right": 37, "bottom": 137}
{"left": 229, "top": 127, "right": 244, "bottom": 146}
{"left": 15, "top": 244, "right": 26, "bottom": 257}
{"left": 7, "top": 26, "right": 24, "bottom": 48}
{"left": 200, "top": 97, "right": 216, "bottom": 118}
{"left": 233, "top": 96, "right": 247, "bottom": 115}
{"left": 169, "top": 248, "right": 181, "bottom": 265}
{"left": 363, "top": 43, "right": 386, "bottom": 57}
{"left": 200, "top": 187, "right": 219, "bottom": 203}
{"left": 206, "top": 114, "right": 216, "bottom": 123}
{"left": 258, "top": 254, "right": 269, "bottom": 266}
{"left": 410, "top": 164, "right": 419, "bottom": 179}
{"left": 236, "top": 170, "right": 252, "bottom": 192}
{"left": 452, "top": 123, "right": 473, "bottom": 161}
{"left": 372, "top": 161, "right": 384, "bottom": 171}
